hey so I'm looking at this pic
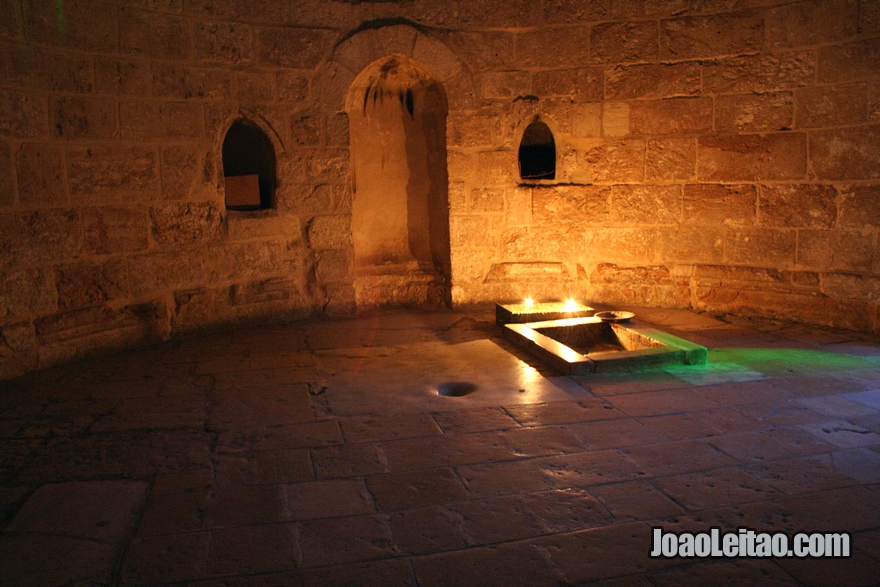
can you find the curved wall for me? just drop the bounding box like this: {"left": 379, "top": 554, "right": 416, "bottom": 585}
{"left": 0, "top": 0, "right": 878, "bottom": 378}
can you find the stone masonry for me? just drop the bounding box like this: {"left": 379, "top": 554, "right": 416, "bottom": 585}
{"left": 1, "top": 0, "right": 879, "bottom": 378}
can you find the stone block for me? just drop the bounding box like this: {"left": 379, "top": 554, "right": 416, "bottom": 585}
{"left": 0, "top": 90, "right": 48, "bottom": 139}
{"left": 470, "top": 188, "right": 505, "bottom": 213}
{"left": 447, "top": 151, "right": 475, "bottom": 182}
{"left": 697, "top": 133, "right": 807, "bottom": 182}
{"left": 532, "top": 68, "right": 603, "bottom": 101}
{"left": 1, "top": 41, "right": 94, "bottom": 93}
{"left": 327, "top": 113, "right": 349, "bottom": 146}
{"left": 767, "top": 0, "right": 859, "bottom": 49}
{"left": 26, "top": 0, "right": 116, "bottom": 52}
{"left": 580, "top": 139, "right": 645, "bottom": 183}
{"left": 796, "top": 84, "right": 867, "bottom": 128}
{"left": 703, "top": 52, "right": 816, "bottom": 94}
{"left": 82, "top": 206, "right": 150, "bottom": 255}
{"left": 448, "top": 183, "right": 466, "bottom": 215}
{"left": 128, "top": 250, "right": 216, "bottom": 296}
{"left": 227, "top": 212, "right": 302, "bottom": 242}
{"left": 194, "top": 20, "right": 254, "bottom": 64}
{"left": 316, "top": 249, "right": 353, "bottom": 284}
{"left": 94, "top": 57, "right": 153, "bottom": 96}
{"left": 152, "top": 64, "right": 232, "bottom": 100}
{"left": 715, "top": 92, "right": 794, "bottom": 133}
{"left": 459, "top": 0, "right": 541, "bottom": 27}
{"left": 822, "top": 273, "right": 880, "bottom": 301}
{"left": 161, "top": 145, "right": 215, "bottom": 201}
{"left": 605, "top": 62, "right": 701, "bottom": 100}
{"left": 68, "top": 146, "right": 159, "bottom": 201}
{"left": 811, "top": 125, "right": 880, "bottom": 180}
{"left": 658, "top": 226, "right": 724, "bottom": 264}
{"left": 231, "top": 277, "right": 299, "bottom": 306}
{"left": 819, "top": 37, "right": 880, "bottom": 84}
{"left": 258, "top": 26, "right": 335, "bottom": 69}
{"left": 798, "top": 229, "right": 873, "bottom": 271}
{"left": 451, "top": 216, "right": 492, "bottom": 249}
{"left": 571, "top": 103, "right": 601, "bottom": 138}
{"left": 543, "top": 0, "right": 638, "bottom": 23}
{"left": 0, "top": 320, "right": 38, "bottom": 380}
{"left": 0, "top": 143, "right": 12, "bottom": 207}
{"left": 120, "top": 8, "right": 192, "bottom": 60}
{"left": 477, "top": 150, "right": 516, "bottom": 184}
{"left": 0, "top": 267, "right": 56, "bottom": 320}
{"left": 150, "top": 202, "right": 222, "bottom": 246}
{"left": 726, "top": 228, "right": 797, "bottom": 269}
{"left": 120, "top": 101, "right": 204, "bottom": 140}
{"left": 307, "top": 215, "right": 351, "bottom": 250}
{"left": 500, "top": 227, "right": 567, "bottom": 261}
{"left": 508, "top": 187, "right": 532, "bottom": 226}
{"left": 448, "top": 115, "right": 502, "bottom": 148}
{"left": 660, "top": 11, "right": 763, "bottom": 59}
{"left": 630, "top": 97, "right": 713, "bottom": 136}
{"left": 413, "top": 33, "right": 462, "bottom": 81}
{"left": 50, "top": 96, "right": 117, "bottom": 141}
{"left": 234, "top": 71, "right": 275, "bottom": 103}
{"left": 602, "top": 103, "right": 630, "bottom": 137}
{"left": 646, "top": 138, "right": 696, "bottom": 181}
{"left": 0, "top": 209, "right": 82, "bottom": 269}
{"left": 611, "top": 185, "right": 681, "bottom": 224}
{"left": 582, "top": 227, "right": 659, "bottom": 264}
{"left": 838, "top": 184, "right": 880, "bottom": 229}
{"left": 276, "top": 71, "right": 309, "bottom": 104}
{"left": 15, "top": 143, "right": 65, "bottom": 205}
{"left": 758, "top": 184, "right": 837, "bottom": 229}
{"left": 516, "top": 27, "right": 591, "bottom": 69}
{"left": 440, "top": 31, "right": 516, "bottom": 72}
{"left": 683, "top": 184, "right": 757, "bottom": 226}
{"left": 533, "top": 185, "right": 611, "bottom": 225}
{"left": 591, "top": 21, "right": 658, "bottom": 64}
{"left": 291, "top": 112, "right": 324, "bottom": 147}
{"left": 481, "top": 71, "right": 531, "bottom": 99}
{"left": 56, "top": 259, "right": 130, "bottom": 311}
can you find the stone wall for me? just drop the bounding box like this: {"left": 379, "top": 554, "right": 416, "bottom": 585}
{"left": 1, "top": 0, "right": 878, "bottom": 378}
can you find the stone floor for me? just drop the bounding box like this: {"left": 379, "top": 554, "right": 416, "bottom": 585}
{"left": 1, "top": 306, "right": 880, "bottom": 586}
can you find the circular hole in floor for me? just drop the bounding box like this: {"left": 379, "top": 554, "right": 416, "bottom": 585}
{"left": 436, "top": 382, "right": 477, "bottom": 397}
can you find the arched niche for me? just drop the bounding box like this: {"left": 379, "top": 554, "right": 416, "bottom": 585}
{"left": 345, "top": 55, "right": 451, "bottom": 308}
{"left": 222, "top": 119, "right": 277, "bottom": 210}
{"left": 518, "top": 119, "right": 556, "bottom": 181}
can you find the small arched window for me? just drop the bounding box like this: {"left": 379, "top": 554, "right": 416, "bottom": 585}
{"left": 222, "top": 120, "right": 276, "bottom": 210}
{"left": 518, "top": 120, "right": 556, "bottom": 181}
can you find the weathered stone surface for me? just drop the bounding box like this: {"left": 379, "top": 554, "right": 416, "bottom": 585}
{"left": 68, "top": 146, "right": 159, "bottom": 201}
{"left": 703, "top": 52, "right": 816, "bottom": 94}
{"left": 580, "top": 139, "right": 645, "bottom": 183}
{"left": 0, "top": 320, "right": 37, "bottom": 379}
{"left": 798, "top": 230, "right": 873, "bottom": 271}
{"left": 818, "top": 38, "right": 880, "bottom": 84}
{"left": 56, "top": 260, "right": 130, "bottom": 311}
{"left": 120, "top": 101, "right": 204, "bottom": 140}
{"left": 698, "top": 133, "right": 807, "bottom": 181}
{"left": 477, "top": 150, "right": 516, "bottom": 184}
{"left": 291, "top": 112, "right": 324, "bottom": 147}
{"left": 234, "top": 71, "right": 275, "bottom": 103}
{"left": 810, "top": 125, "right": 880, "bottom": 180}
{"left": 194, "top": 20, "right": 254, "bottom": 64}
{"left": 726, "top": 228, "right": 797, "bottom": 269}
{"left": 470, "top": 188, "right": 506, "bottom": 213}
{"left": 51, "top": 96, "right": 117, "bottom": 140}
{"left": 532, "top": 68, "right": 603, "bottom": 101}
{"left": 481, "top": 71, "right": 530, "bottom": 99}
{"left": 0, "top": 209, "right": 82, "bottom": 269}
{"left": 659, "top": 226, "right": 724, "bottom": 264}
{"left": 162, "top": 145, "right": 214, "bottom": 201}
{"left": 767, "top": 0, "right": 859, "bottom": 49}
{"left": 0, "top": 267, "right": 57, "bottom": 320}
{"left": 591, "top": 20, "right": 658, "bottom": 64}
{"left": 0, "top": 142, "right": 12, "bottom": 206}
{"left": 94, "top": 56, "right": 153, "bottom": 96}
{"left": 533, "top": 185, "right": 611, "bottom": 225}
{"left": 448, "top": 115, "right": 502, "bottom": 149}
{"left": 15, "top": 143, "right": 65, "bottom": 204}
{"left": 838, "top": 185, "right": 880, "bottom": 229}
{"left": 1, "top": 41, "right": 94, "bottom": 93}
{"left": 646, "top": 138, "right": 696, "bottom": 181}
{"left": 601, "top": 102, "right": 629, "bottom": 138}
{"left": 231, "top": 277, "right": 300, "bottom": 306}
{"left": 451, "top": 216, "right": 492, "bottom": 248}
{"left": 459, "top": 0, "right": 540, "bottom": 27}
{"left": 150, "top": 202, "right": 221, "bottom": 246}
{"left": 316, "top": 249, "right": 353, "bottom": 284}
{"left": 611, "top": 185, "right": 681, "bottom": 225}
{"left": 28, "top": 0, "right": 117, "bottom": 51}
{"left": 715, "top": 92, "right": 794, "bottom": 132}
{"left": 796, "top": 84, "right": 867, "bottom": 128}
{"left": 152, "top": 64, "right": 232, "bottom": 100}
{"left": 82, "top": 206, "right": 150, "bottom": 255}
{"left": 0, "top": 90, "right": 48, "bottom": 138}
{"left": 276, "top": 71, "right": 310, "bottom": 103}
{"left": 660, "top": 11, "right": 764, "bottom": 59}
{"left": 822, "top": 273, "right": 880, "bottom": 301}
{"left": 759, "top": 184, "right": 837, "bottom": 229}
{"left": 543, "top": 0, "right": 638, "bottom": 23}
{"left": 439, "top": 31, "right": 516, "bottom": 73}
{"left": 583, "top": 227, "right": 659, "bottom": 264}
{"left": 307, "top": 215, "right": 351, "bottom": 250}
{"left": 605, "top": 63, "right": 700, "bottom": 100}
{"left": 258, "top": 26, "right": 335, "bottom": 69}
{"left": 120, "top": 8, "right": 192, "bottom": 59}
{"left": 683, "top": 184, "right": 757, "bottom": 226}
{"left": 413, "top": 33, "right": 463, "bottom": 81}
{"left": 571, "top": 103, "right": 602, "bottom": 139}
{"left": 227, "top": 212, "right": 302, "bottom": 242}
{"left": 516, "top": 27, "right": 591, "bottom": 69}
{"left": 630, "top": 97, "right": 713, "bottom": 136}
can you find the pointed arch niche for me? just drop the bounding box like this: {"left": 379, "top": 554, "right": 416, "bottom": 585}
{"left": 345, "top": 55, "right": 451, "bottom": 308}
